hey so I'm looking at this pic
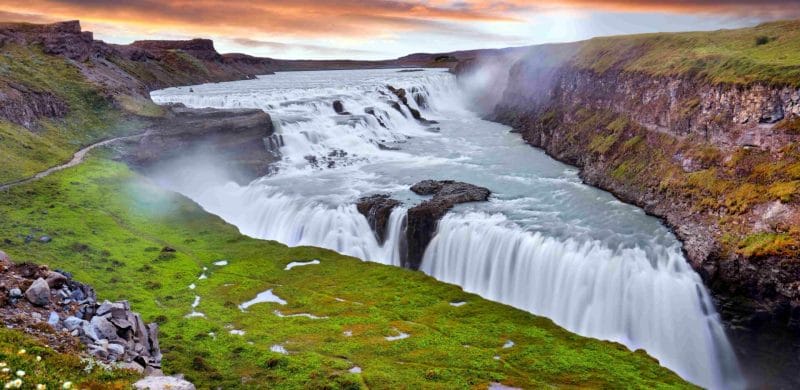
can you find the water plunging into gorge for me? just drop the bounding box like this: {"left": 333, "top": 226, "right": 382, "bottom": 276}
{"left": 149, "top": 68, "right": 744, "bottom": 389}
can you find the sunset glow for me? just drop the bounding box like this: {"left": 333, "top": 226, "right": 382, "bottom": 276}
{"left": 0, "top": 1, "right": 797, "bottom": 59}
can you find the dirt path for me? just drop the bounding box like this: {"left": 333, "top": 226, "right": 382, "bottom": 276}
{"left": 0, "top": 132, "right": 147, "bottom": 191}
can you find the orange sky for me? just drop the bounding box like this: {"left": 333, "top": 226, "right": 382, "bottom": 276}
{"left": 1, "top": 1, "right": 798, "bottom": 59}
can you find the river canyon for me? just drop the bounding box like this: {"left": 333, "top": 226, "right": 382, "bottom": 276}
{"left": 146, "top": 68, "right": 748, "bottom": 389}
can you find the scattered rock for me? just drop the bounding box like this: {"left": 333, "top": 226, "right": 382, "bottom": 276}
{"left": 38, "top": 235, "right": 52, "bottom": 243}
{"left": 24, "top": 278, "right": 50, "bottom": 307}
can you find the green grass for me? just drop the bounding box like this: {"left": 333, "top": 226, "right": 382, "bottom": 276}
{"left": 0, "top": 155, "right": 693, "bottom": 389}
{"left": 0, "top": 44, "right": 143, "bottom": 184}
{"left": 0, "top": 328, "right": 136, "bottom": 389}
{"left": 572, "top": 20, "right": 800, "bottom": 86}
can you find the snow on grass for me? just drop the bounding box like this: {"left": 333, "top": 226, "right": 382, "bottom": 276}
{"left": 284, "top": 259, "right": 320, "bottom": 271}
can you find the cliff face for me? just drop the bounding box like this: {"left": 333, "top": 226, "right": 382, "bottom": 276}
{"left": 482, "top": 21, "right": 800, "bottom": 333}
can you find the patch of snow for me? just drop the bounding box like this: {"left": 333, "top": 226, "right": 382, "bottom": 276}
{"left": 191, "top": 295, "right": 201, "bottom": 308}
{"left": 208, "top": 332, "right": 216, "bottom": 339}
{"left": 385, "top": 329, "right": 409, "bottom": 341}
{"left": 503, "top": 340, "right": 514, "bottom": 349}
{"left": 334, "top": 297, "right": 346, "bottom": 302}
{"left": 214, "top": 260, "right": 228, "bottom": 266}
{"left": 493, "top": 355, "right": 500, "bottom": 360}
{"left": 188, "top": 283, "right": 196, "bottom": 290}
{"left": 185, "top": 311, "right": 205, "bottom": 318}
{"left": 270, "top": 344, "right": 288, "bottom": 354}
{"left": 349, "top": 366, "right": 362, "bottom": 374}
{"left": 284, "top": 259, "right": 320, "bottom": 270}
{"left": 239, "top": 289, "right": 287, "bottom": 311}
{"left": 274, "top": 310, "right": 327, "bottom": 319}
{"left": 450, "top": 301, "right": 467, "bottom": 307}
{"left": 198, "top": 273, "right": 207, "bottom": 280}
{"left": 230, "top": 329, "right": 245, "bottom": 336}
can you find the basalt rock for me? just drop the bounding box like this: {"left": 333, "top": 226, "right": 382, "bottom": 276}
{"left": 356, "top": 195, "right": 401, "bottom": 244}
{"left": 386, "top": 85, "right": 438, "bottom": 126}
{"left": 332, "top": 100, "right": 352, "bottom": 115}
{"left": 404, "top": 180, "right": 490, "bottom": 269}
{"left": 123, "top": 104, "right": 280, "bottom": 184}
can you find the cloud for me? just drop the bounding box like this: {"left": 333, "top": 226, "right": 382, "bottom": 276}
{"left": 0, "top": 1, "right": 796, "bottom": 59}
{"left": 230, "top": 38, "right": 385, "bottom": 57}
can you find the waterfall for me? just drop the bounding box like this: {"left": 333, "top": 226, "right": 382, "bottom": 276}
{"left": 420, "top": 212, "right": 743, "bottom": 389}
{"left": 149, "top": 68, "right": 743, "bottom": 389}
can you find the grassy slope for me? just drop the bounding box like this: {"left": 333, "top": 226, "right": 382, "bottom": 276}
{"left": 0, "top": 44, "right": 148, "bottom": 184}
{"left": 0, "top": 154, "right": 692, "bottom": 389}
{"left": 0, "top": 328, "right": 136, "bottom": 389}
{"left": 572, "top": 20, "right": 800, "bottom": 86}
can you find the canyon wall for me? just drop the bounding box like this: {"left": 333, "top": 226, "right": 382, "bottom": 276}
{"left": 474, "top": 21, "right": 800, "bottom": 333}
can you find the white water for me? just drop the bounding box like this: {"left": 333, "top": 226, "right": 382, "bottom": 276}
{"left": 150, "top": 69, "right": 743, "bottom": 389}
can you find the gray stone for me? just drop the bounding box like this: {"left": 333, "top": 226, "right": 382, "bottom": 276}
{"left": 8, "top": 288, "right": 22, "bottom": 299}
{"left": 24, "top": 278, "right": 51, "bottom": 306}
{"left": 38, "top": 235, "right": 52, "bottom": 243}
{"left": 47, "top": 311, "right": 60, "bottom": 327}
{"left": 108, "top": 343, "right": 125, "bottom": 356}
{"left": 81, "top": 321, "right": 100, "bottom": 341}
{"left": 63, "top": 316, "right": 84, "bottom": 331}
{"left": 96, "top": 300, "right": 113, "bottom": 316}
{"left": 91, "top": 315, "right": 119, "bottom": 340}
{"left": 134, "top": 375, "right": 195, "bottom": 390}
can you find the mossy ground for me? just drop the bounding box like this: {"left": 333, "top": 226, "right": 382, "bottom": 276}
{"left": 0, "top": 154, "right": 692, "bottom": 389}
{"left": 0, "top": 327, "right": 136, "bottom": 389}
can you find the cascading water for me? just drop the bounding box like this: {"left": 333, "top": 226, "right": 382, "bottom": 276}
{"left": 150, "top": 68, "right": 744, "bottom": 389}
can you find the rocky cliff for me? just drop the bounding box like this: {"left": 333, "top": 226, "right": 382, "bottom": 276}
{"left": 476, "top": 21, "right": 800, "bottom": 334}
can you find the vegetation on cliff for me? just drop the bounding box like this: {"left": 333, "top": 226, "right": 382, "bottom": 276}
{"left": 573, "top": 20, "right": 800, "bottom": 86}
{"left": 0, "top": 153, "right": 692, "bottom": 388}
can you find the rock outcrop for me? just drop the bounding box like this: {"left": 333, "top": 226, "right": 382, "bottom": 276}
{"left": 404, "top": 180, "right": 490, "bottom": 269}
{"left": 0, "top": 253, "right": 165, "bottom": 375}
{"left": 123, "top": 104, "right": 282, "bottom": 183}
{"left": 356, "top": 194, "right": 401, "bottom": 244}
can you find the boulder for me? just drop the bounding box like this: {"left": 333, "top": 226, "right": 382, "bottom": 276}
{"left": 24, "top": 278, "right": 50, "bottom": 306}
{"left": 332, "top": 100, "right": 351, "bottom": 115}
{"left": 45, "top": 271, "right": 68, "bottom": 289}
{"left": 134, "top": 375, "right": 195, "bottom": 390}
{"left": 91, "top": 315, "right": 119, "bottom": 340}
{"left": 404, "top": 180, "right": 490, "bottom": 269}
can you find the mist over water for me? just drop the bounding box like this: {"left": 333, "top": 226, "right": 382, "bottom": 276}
{"left": 150, "top": 69, "right": 744, "bottom": 389}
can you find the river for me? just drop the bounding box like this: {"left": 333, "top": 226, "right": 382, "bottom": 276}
{"left": 149, "top": 68, "right": 744, "bottom": 389}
